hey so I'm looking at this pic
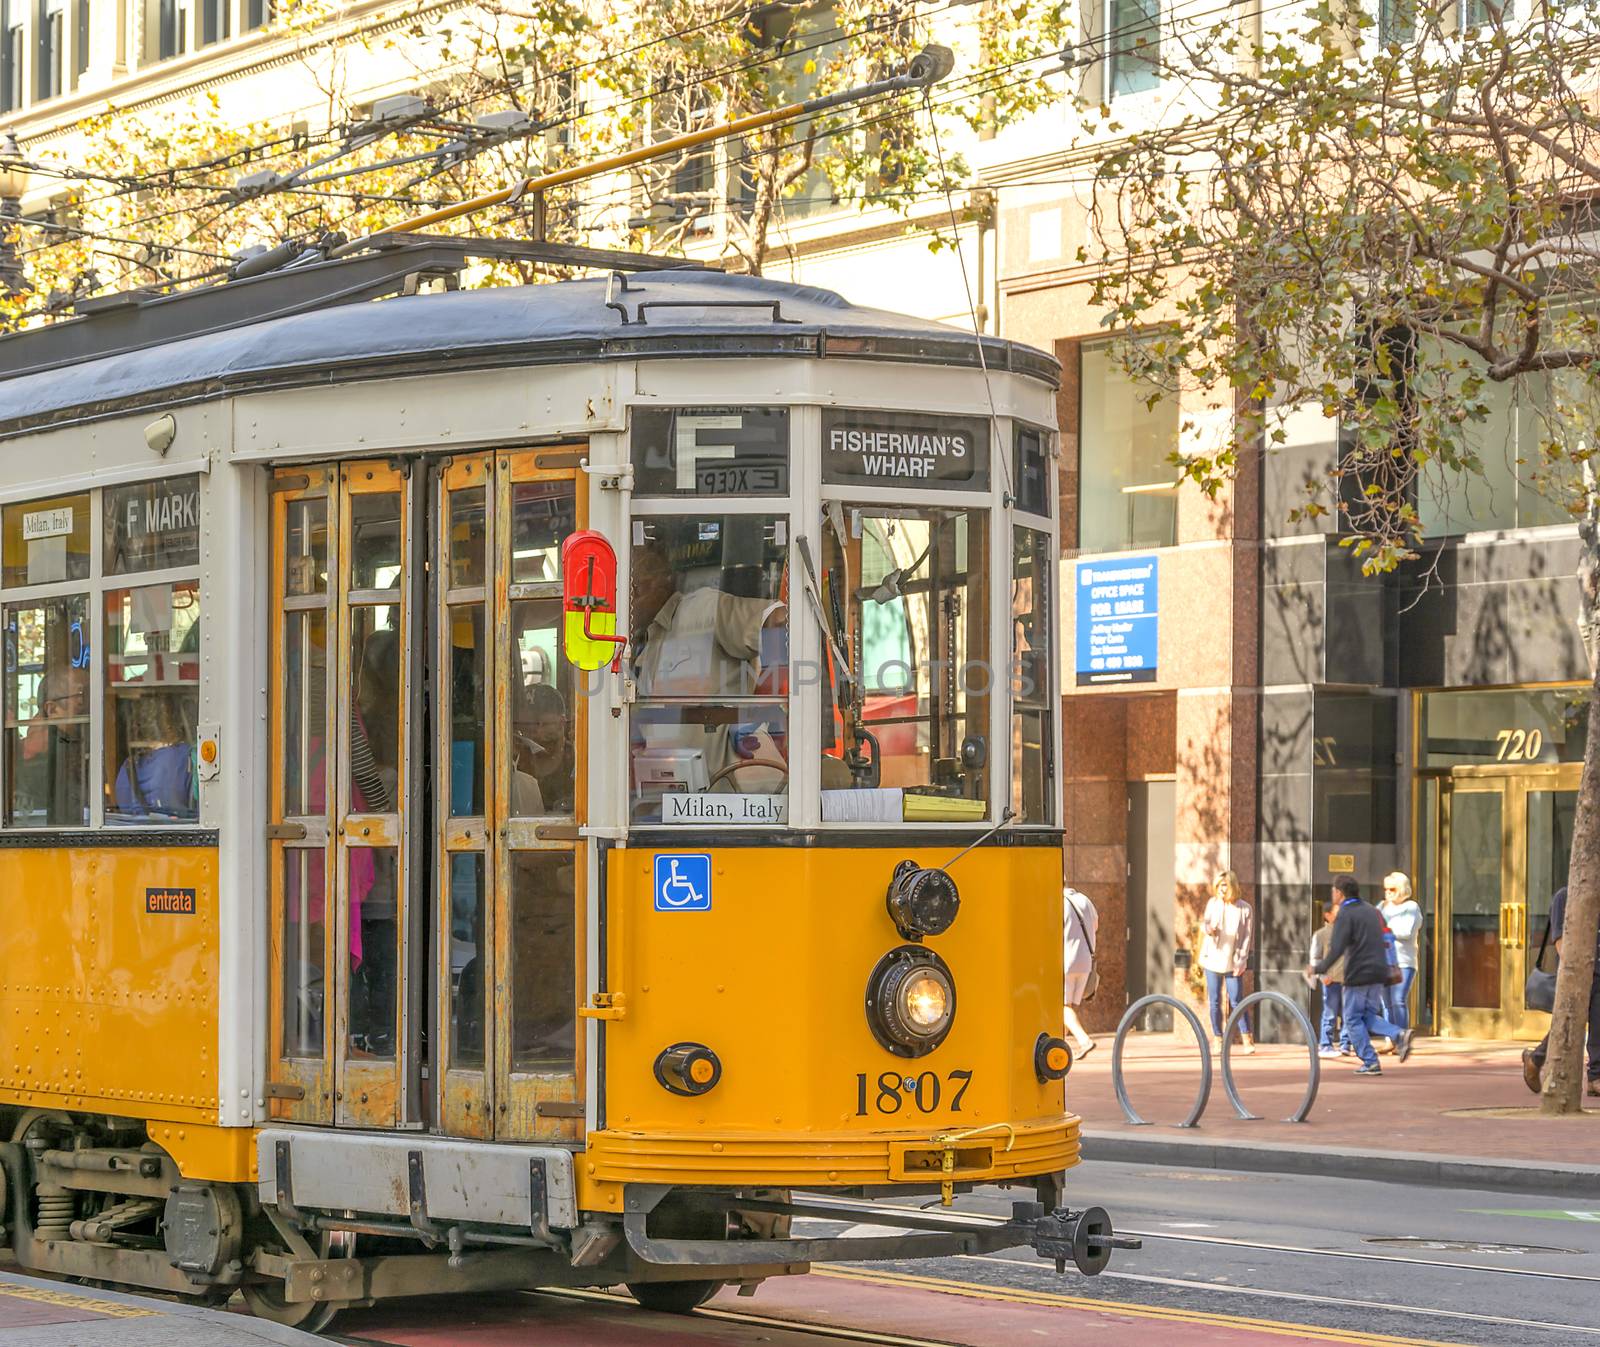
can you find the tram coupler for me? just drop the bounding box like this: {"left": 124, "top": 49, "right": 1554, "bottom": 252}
{"left": 1014, "top": 1202, "right": 1141, "bottom": 1275}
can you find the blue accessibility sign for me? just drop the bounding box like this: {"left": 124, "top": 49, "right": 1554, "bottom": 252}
{"left": 653, "top": 853, "right": 712, "bottom": 911}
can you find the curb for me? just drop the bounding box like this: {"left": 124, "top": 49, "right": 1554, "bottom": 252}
{"left": 1081, "top": 1129, "right": 1600, "bottom": 1198}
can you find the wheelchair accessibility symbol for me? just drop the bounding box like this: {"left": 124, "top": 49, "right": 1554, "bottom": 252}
{"left": 654, "top": 854, "right": 711, "bottom": 911}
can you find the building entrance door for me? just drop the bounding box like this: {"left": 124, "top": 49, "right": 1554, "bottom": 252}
{"left": 1438, "top": 769, "right": 1578, "bottom": 1039}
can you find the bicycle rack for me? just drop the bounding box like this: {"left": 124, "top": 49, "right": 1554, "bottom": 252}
{"left": 1110, "top": 994, "right": 1212, "bottom": 1128}
{"left": 1220, "top": 991, "right": 1320, "bottom": 1123}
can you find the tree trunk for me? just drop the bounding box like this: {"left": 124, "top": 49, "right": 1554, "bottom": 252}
{"left": 1543, "top": 479, "right": 1600, "bottom": 1115}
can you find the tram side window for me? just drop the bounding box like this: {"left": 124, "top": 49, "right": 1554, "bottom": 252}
{"left": 629, "top": 513, "right": 788, "bottom": 824}
{"left": 1011, "top": 528, "right": 1054, "bottom": 824}
{"left": 103, "top": 478, "right": 203, "bottom": 826}
{"left": 3, "top": 595, "right": 91, "bottom": 827}
{"left": 0, "top": 478, "right": 203, "bottom": 831}
{"left": 819, "top": 508, "right": 991, "bottom": 822}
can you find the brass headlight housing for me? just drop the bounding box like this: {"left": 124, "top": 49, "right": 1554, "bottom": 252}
{"left": 866, "top": 946, "right": 957, "bottom": 1057}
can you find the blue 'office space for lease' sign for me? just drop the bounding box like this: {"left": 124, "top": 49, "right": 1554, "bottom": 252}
{"left": 1076, "top": 555, "right": 1159, "bottom": 686}
{"left": 654, "top": 853, "right": 712, "bottom": 911}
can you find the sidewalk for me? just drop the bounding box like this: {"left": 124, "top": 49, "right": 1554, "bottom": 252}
{"left": 0, "top": 1268, "right": 320, "bottom": 1346}
{"left": 1068, "top": 1032, "right": 1600, "bottom": 1196}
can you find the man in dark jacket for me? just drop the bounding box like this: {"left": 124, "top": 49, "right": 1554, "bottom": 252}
{"left": 1308, "top": 876, "right": 1414, "bottom": 1075}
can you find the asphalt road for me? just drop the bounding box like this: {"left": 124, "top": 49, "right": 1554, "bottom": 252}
{"left": 838, "top": 1160, "right": 1600, "bottom": 1345}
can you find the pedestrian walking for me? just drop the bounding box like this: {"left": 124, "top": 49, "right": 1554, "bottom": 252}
{"left": 1063, "top": 885, "right": 1100, "bottom": 1059}
{"left": 1522, "top": 886, "right": 1600, "bottom": 1097}
{"left": 1307, "top": 894, "right": 1352, "bottom": 1058}
{"left": 1309, "top": 875, "right": 1414, "bottom": 1075}
{"left": 1200, "top": 870, "right": 1256, "bottom": 1055}
{"left": 1380, "top": 872, "right": 1423, "bottom": 1035}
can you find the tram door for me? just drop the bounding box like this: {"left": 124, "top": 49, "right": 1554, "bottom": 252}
{"left": 268, "top": 464, "right": 421, "bottom": 1127}
{"left": 436, "top": 450, "right": 584, "bottom": 1143}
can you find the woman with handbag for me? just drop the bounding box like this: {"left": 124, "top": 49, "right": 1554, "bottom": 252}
{"left": 1063, "top": 885, "right": 1100, "bottom": 1058}
{"left": 1200, "top": 870, "right": 1256, "bottom": 1054}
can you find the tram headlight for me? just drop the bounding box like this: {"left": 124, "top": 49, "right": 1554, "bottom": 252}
{"left": 866, "top": 947, "right": 956, "bottom": 1057}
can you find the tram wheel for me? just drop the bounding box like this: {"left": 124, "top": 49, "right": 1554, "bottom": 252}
{"left": 626, "top": 1279, "right": 723, "bottom": 1315}
{"left": 240, "top": 1229, "right": 353, "bottom": 1334}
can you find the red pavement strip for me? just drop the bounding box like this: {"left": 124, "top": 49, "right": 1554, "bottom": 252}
{"left": 339, "top": 1274, "right": 1453, "bottom": 1347}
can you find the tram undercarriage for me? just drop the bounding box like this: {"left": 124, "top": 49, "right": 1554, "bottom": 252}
{"left": 0, "top": 1112, "right": 1132, "bottom": 1329}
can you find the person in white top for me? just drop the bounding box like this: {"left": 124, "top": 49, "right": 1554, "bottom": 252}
{"left": 1380, "top": 871, "right": 1423, "bottom": 1033}
{"left": 1062, "top": 886, "right": 1100, "bottom": 1057}
{"left": 1199, "top": 870, "right": 1256, "bottom": 1054}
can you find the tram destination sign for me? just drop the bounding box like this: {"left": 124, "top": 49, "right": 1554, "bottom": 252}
{"left": 821, "top": 410, "right": 989, "bottom": 489}
{"left": 1075, "top": 555, "right": 1159, "bottom": 685}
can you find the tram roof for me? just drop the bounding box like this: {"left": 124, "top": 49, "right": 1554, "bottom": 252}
{"left": 0, "top": 267, "right": 1058, "bottom": 434}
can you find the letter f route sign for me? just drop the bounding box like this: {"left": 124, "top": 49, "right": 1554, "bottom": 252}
{"left": 654, "top": 853, "right": 712, "bottom": 911}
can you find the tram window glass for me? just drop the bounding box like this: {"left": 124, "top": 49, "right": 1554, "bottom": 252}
{"left": 2, "top": 492, "right": 91, "bottom": 587}
{"left": 630, "top": 407, "right": 790, "bottom": 497}
{"left": 449, "top": 852, "right": 486, "bottom": 1068}
{"left": 448, "top": 606, "right": 486, "bottom": 817}
{"left": 511, "top": 596, "right": 575, "bottom": 817}
{"left": 449, "top": 486, "right": 487, "bottom": 589}
{"left": 511, "top": 480, "right": 576, "bottom": 583}
{"left": 350, "top": 492, "right": 403, "bottom": 590}
{"left": 1419, "top": 687, "right": 1589, "bottom": 767}
{"left": 1014, "top": 425, "right": 1052, "bottom": 519}
{"left": 1012, "top": 528, "right": 1054, "bottom": 824}
{"left": 283, "top": 847, "right": 326, "bottom": 1059}
{"left": 350, "top": 612, "right": 401, "bottom": 812}
{"left": 104, "top": 475, "right": 201, "bottom": 575}
{"left": 1079, "top": 339, "right": 1178, "bottom": 553}
{"left": 819, "top": 507, "right": 990, "bottom": 822}
{"left": 511, "top": 851, "right": 577, "bottom": 1072}
{"left": 629, "top": 513, "right": 789, "bottom": 823}
{"left": 348, "top": 847, "right": 399, "bottom": 1057}
{"left": 284, "top": 498, "right": 328, "bottom": 597}
{"left": 104, "top": 580, "right": 201, "bottom": 824}
{"left": 3, "top": 594, "right": 91, "bottom": 827}
{"left": 282, "top": 609, "right": 327, "bottom": 819}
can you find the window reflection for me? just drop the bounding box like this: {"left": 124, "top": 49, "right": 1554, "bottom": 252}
{"left": 3, "top": 594, "right": 91, "bottom": 827}
{"left": 629, "top": 514, "right": 788, "bottom": 823}
{"left": 105, "top": 581, "right": 201, "bottom": 824}
{"left": 511, "top": 851, "right": 576, "bottom": 1072}
{"left": 820, "top": 507, "right": 989, "bottom": 822}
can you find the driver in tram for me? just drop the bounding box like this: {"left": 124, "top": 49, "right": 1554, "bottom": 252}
{"left": 629, "top": 543, "right": 789, "bottom": 800}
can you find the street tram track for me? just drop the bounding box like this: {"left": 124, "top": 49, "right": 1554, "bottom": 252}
{"left": 1112, "top": 1225, "right": 1600, "bottom": 1282}
{"left": 851, "top": 1254, "right": 1600, "bottom": 1337}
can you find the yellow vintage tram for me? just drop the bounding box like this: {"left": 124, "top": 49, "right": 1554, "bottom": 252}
{"left": 0, "top": 239, "right": 1132, "bottom": 1330}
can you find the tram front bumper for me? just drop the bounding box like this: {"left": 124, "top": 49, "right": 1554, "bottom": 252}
{"left": 621, "top": 1187, "right": 1140, "bottom": 1277}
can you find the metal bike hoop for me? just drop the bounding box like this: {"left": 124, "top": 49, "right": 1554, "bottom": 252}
{"left": 1111, "top": 994, "right": 1212, "bottom": 1129}
{"left": 1220, "top": 990, "right": 1321, "bottom": 1123}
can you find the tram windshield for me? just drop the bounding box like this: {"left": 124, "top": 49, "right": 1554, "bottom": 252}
{"left": 628, "top": 512, "right": 789, "bottom": 824}
{"left": 820, "top": 507, "right": 990, "bottom": 823}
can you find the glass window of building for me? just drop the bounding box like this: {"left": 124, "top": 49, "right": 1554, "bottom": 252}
{"left": 820, "top": 507, "right": 991, "bottom": 822}
{"left": 1079, "top": 338, "right": 1179, "bottom": 553}
{"left": 1415, "top": 333, "right": 1584, "bottom": 536}
{"left": 1, "top": 476, "right": 202, "bottom": 829}
{"left": 629, "top": 513, "right": 789, "bottom": 824}
{"left": 1419, "top": 687, "right": 1589, "bottom": 768}
{"left": 1106, "top": 0, "right": 1161, "bottom": 97}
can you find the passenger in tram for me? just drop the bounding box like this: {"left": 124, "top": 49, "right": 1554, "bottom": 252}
{"left": 111, "top": 695, "right": 197, "bottom": 822}
{"left": 349, "top": 626, "right": 400, "bottom": 1057}
{"left": 513, "top": 680, "right": 574, "bottom": 815}
{"left": 12, "top": 663, "right": 90, "bottom": 827}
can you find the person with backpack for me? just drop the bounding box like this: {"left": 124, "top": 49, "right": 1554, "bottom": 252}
{"left": 1063, "top": 885, "right": 1100, "bottom": 1058}
{"left": 1309, "top": 875, "right": 1415, "bottom": 1075}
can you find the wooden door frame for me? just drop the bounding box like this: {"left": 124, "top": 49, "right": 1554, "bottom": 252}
{"left": 267, "top": 467, "right": 337, "bottom": 1124}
